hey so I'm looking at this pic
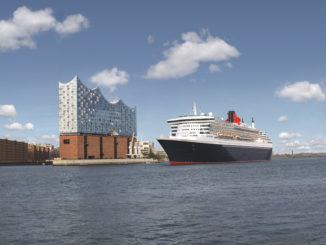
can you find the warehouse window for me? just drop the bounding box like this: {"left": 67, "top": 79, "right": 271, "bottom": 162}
{"left": 63, "top": 139, "right": 70, "bottom": 144}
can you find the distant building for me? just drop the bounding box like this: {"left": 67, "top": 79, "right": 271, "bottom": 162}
{"left": 128, "top": 141, "right": 154, "bottom": 158}
{"left": 39, "top": 144, "right": 54, "bottom": 150}
{"left": 0, "top": 139, "right": 53, "bottom": 163}
{"left": 58, "top": 76, "right": 137, "bottom": 160}
{"left": 59, "top": 76, "right": 136, "bottom": 136}
{"left": 138, "top": 141, "right": 154, "bottom": 155}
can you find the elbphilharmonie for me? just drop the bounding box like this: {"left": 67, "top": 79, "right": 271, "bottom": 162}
{"left": 59, "top": 76, "right": 137, "bottom": 159}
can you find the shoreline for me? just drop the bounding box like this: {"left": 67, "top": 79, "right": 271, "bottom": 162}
{"left": 0, "top": 161, "right": 52, "bottom": 166}
{"left": 273, "top": 153, "right": 326, "bottom": 159}
{"left": 53, "top": 158, "right": 159, "bottom": 166}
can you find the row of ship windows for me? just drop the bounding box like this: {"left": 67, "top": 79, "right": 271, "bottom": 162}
{"left": 172, "top": 127, "right": 210, "bottom": 130}
{"left": 173, "top": 132, "right": 209, "bottom": 135}
{"left": 176, "top": 132, "right": 208, "bottom": 136}
{"left": 211, "top": 127, "right": 259, "bottom": 137}
{"left": 179, "top": 127, "right": 210, "bottom": 130}
{"left": 171, "top": 124, "right": 209, "bottom": 128}
{"left": 173, "top": 128, "right": 209, "bottom": 132}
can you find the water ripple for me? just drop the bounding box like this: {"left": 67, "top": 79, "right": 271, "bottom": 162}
{"left": 0, "top": 158, "right": 326, "bottom": 244}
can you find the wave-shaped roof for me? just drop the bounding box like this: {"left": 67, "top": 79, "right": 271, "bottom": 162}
{"left": 60, "top": 76, "right": 134, "bottom": 109}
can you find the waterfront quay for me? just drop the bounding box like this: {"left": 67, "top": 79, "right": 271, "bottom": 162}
{"left": 53, "top": 158, "right": 158, "bottom": 166}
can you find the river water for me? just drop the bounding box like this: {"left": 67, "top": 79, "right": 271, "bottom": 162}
{"left": 1, "top": 158, "right": 326, "bottom": 244}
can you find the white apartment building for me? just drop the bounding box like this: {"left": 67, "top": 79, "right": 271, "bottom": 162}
{"left": 128, "top": 140, "right": 154, "bottom": 158}
{"left": 138, "top": 141, "right": 154, "bottom": 155}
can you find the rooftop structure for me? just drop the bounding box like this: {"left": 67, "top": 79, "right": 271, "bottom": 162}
{"left": 59, "top": 76, "right": 136, "bottom": 136}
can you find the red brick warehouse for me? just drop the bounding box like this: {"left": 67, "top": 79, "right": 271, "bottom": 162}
{"left": 60, "top": 135, "right": 136, "bottom": 160}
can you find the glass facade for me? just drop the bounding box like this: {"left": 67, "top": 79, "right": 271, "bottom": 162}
{"left": 59, "top": 76, "right": 136, "bottom": 136}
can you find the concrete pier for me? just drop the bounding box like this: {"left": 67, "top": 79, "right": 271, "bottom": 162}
{"left": 53, "top": 158, "right": 158, "bottom": 166}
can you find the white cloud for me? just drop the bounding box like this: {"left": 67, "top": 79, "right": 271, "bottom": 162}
{"left": 37, "top": 134, "right": 59, "bottom": 145}
{"left": 278, "top": 115, "right": 288, "bottom": 122}
{"left": 284, "top": 140, "right": 301, "bottom": 147}
{"left": 145, "top": 30, "right": 240, "bottom": 79}
{"left": 278, "top": 137, "right": 326, "bottom": 154}
{"left": 55, "top": 14, "right": 89, "bottom": 35}
{"left": 1, "top": 134, "right": 25, "bottom": 142}
{"left": 4, "top": 122, "right": 34, "bottom": 131}
{"left": 90, "top": 68, "right": 129, "bottom": 92}
{"left": 279, "top": 132, "right": 301, "bottom": 139}
{"left": 0, "top": 6, "right": 89, "bottom": 51}
{"left": 1, "top": 133, "right": 58, "bottom": 146}
{"left": 209, "top": 64, "right": 221, "bottom": 73}
{"left": 0, "top": 105, "right": 16, "bottom": 117}
{"left": 276, "top": 81, "right": 325, "bottom": 103}
{"left": 225, "top": 62, "right": 233, "bottom": 68}
{"left": 39, "top": 134, "right": 57, "bottom": 140}
{"left": 147, "top": 34, "right": 154, "bottom": 44}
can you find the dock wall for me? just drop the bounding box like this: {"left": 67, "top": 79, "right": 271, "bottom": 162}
{"left": 53, "top": 158, "right": 158, "bottom": 166}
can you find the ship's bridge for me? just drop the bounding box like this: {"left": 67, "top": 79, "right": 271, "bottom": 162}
{"left": 168, "top": 115, "right": 215, "bottom": 138}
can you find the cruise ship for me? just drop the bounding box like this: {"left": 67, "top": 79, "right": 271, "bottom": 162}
{"left": 157, "top": 103, "right": 272, "bottom": 165}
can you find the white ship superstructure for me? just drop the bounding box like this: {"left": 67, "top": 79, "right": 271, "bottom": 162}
{"left": 167, "top": 103, "right": 272, "bottom": 148}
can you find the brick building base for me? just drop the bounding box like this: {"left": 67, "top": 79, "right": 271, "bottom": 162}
{"left": 60, "top": 135, "right": 136, "bottom": 160}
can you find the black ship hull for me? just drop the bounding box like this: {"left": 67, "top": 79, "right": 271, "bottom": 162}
{"left": 158, "top": 138, "right": 272, "bottom": 165}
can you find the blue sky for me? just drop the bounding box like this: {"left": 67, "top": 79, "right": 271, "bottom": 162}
{"left": 0, "top": 0, "right": 326, "bottom": 153}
